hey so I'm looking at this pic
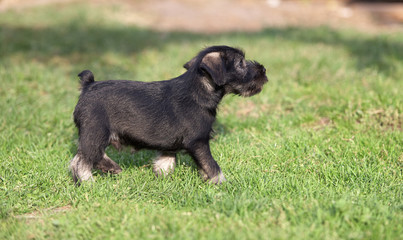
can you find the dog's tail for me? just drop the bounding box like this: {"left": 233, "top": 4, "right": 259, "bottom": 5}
{"left": 78, "top": 70, "right": 95, "bottom": 88}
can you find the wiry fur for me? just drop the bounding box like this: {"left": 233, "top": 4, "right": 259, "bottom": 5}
{"left": 70, "top": 45, "right": 268, "bottom": 184}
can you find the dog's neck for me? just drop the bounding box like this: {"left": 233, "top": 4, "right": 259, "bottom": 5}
{"left": 176, "top": 71, "right": 225, "bottom": 115}
{"left": 195, "top": 76, "right": 225, "bottom": 111}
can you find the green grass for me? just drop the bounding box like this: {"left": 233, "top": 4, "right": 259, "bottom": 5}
{"left": 1, "top": 3, "right": 402, "bottom": 240}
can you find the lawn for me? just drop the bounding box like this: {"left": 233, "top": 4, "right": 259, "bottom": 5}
{"left": 0, "top": 2, "right": 402, "bottom": 240}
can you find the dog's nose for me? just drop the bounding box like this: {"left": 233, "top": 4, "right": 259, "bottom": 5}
{"left": 262, "top": 67, "right": 266, "bottom": 74}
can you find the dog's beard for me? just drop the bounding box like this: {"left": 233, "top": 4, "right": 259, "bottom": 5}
{"left": 229, "top": 76, "right": 267, "bottom": 97}
{"left": 240, "top": 86, "right": 264, "bottom": 97}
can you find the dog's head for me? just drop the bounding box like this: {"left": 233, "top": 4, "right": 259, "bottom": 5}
{"left": 184, "top": 46, "right": 268, "bottom": 97}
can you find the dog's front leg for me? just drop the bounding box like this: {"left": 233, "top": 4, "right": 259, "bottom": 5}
{"left": 94, "top": 153, "right": 122, "bottom": 174}
{"left": 188, "top": 141, "right": 226, "bottom": 184}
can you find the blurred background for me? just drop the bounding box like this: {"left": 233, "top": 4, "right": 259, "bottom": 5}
{"left": 1, "top": 0, "right": 402, "bottom": 33}
{"left": 0, "top": 0, "right": 401, "bottom": 132}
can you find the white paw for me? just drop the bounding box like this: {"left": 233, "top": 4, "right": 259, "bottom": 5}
{"left": 152, "top": 153, "right": 176, "bottom": 177}
{"left": 209, "top": 172, "right": 226, "bottom": 184}
{"left": 69, "top": 154, "right": 93, "bottom": 182}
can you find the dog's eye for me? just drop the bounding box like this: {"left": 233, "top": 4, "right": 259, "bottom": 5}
{"left": 239, "top": 59, "right": 246, "bottom": 68}
{"left": 237, "top": 59, "right": 243, "bottom": 66}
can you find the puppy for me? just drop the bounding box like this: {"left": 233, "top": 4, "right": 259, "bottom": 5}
{"left": 70, "top": 46, "right": 268, "bottom": 184}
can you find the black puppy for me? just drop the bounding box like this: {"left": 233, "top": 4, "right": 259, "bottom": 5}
{"left": 70, "top": 46, "right": 268, "bottom": 184}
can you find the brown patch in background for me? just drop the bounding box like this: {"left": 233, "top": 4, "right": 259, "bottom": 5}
{"left": 14, "top": 205, "right": 72, "bottom": 221}
{"left": 302, "top": 117, "right": 334, "bottom": 130}
{"left": 364, "top": 108, "right": 402, "bottom": 131}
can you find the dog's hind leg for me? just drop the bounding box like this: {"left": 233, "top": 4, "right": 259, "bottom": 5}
{"left": 152, "top": 152, "right": 176, "bottom": 177}
{"left": 71, "top": 123, "right": 111, "bottom": 183}
{"left": 94, "top": 153, "right": 122, "bottom": 174}
{"left": 69, "top": 152, "right": 93, "bottom": 183}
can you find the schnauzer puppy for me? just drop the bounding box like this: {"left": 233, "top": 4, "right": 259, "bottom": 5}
{"left": 70, "top": 45, "right": 268, "bottom": 184}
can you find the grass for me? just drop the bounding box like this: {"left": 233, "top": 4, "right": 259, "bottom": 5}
{"left": 0, "top": 2, "right": 402, "bottom": 239}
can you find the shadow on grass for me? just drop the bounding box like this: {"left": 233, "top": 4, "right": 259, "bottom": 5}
{"left": 1, "top": 22, "right": 402, "bottom": 76}
{"left": 258, "top": 27, "right": 402, "bottom": 76}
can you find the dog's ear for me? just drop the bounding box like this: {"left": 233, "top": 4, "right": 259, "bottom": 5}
{"left": 183, "top": 57, "right": 196, "bottom": 70}
{"left": 200, "top": 52, "right": 226, "bottom": 86}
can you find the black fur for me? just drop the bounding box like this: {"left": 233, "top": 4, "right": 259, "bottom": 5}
{"left": 70, "top": 45, "right": 268, "bottom": 184}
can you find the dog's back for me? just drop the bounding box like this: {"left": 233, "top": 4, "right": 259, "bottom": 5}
{"left": 74, "top": 71, "right": 209, "bottom": 152}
